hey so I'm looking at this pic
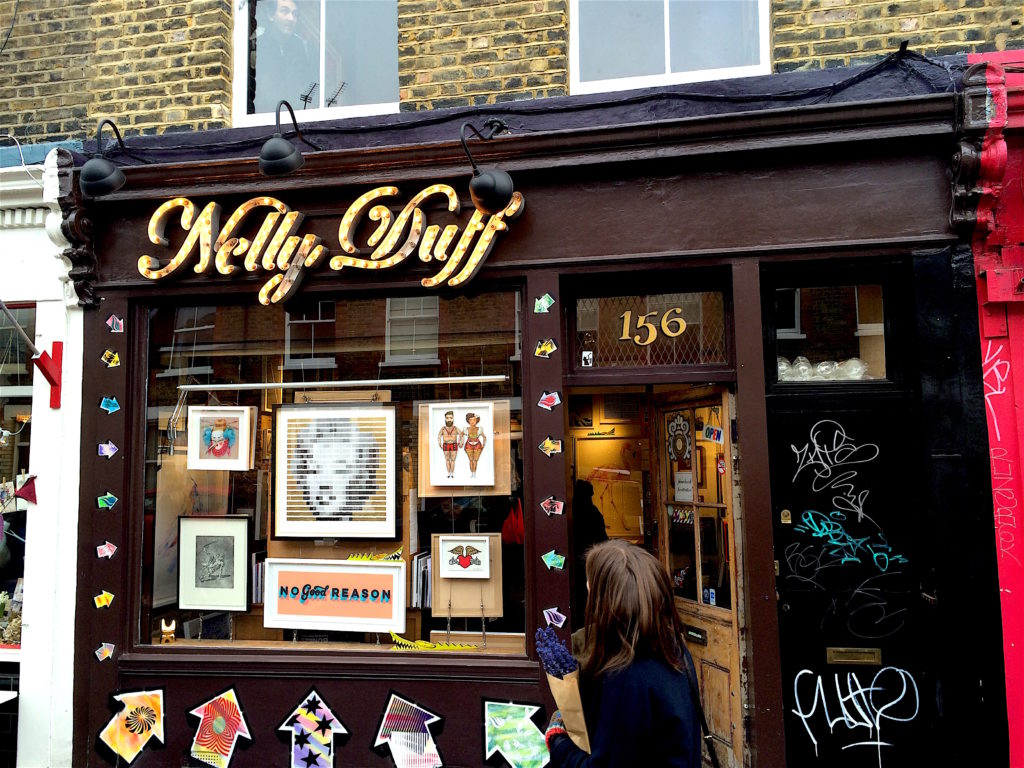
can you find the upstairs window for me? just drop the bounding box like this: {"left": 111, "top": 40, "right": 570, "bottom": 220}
{"left": 233, "top": 0, "right": 399, "bottom": 126}
{"left": 569, "top": 0, "right": 769, "bottom": 95}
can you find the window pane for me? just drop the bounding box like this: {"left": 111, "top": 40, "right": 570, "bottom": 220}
{"left": 251, "top": 0, "right": 322, "bottom": 113}
{"left": 669, "top": 507, "right": 698, "bottom": 601}
{"left": 698, "top": 507, "right": 730, "bottom": 608}
{"left": 578, "top": 0, "right": 665, "bottom": 82}
{"left": 324, "top": 1, "right": 399, "bottom": 109}
{"left": 669, "top": 0, "right": 760, "bottom": 73}
{"left": 0, "top": 308, "right": 34, "bottom": 389}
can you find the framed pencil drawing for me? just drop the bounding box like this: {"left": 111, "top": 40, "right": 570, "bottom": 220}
{"left": 274, "top": 404, "right": 396, "bottom": 538}
{"left": 187, "top": 406, "right": 256, "bottom": 471}
{"left": 177, "top": 516, "right": 250, "bottom": 611}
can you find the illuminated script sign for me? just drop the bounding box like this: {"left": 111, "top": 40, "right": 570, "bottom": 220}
{"left": 138, "top": 185, "right": 525, "bottom": 305}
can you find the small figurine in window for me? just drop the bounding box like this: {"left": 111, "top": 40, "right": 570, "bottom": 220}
{"left": 463, "top": 412, "right": 487, "bottom": 478}
{"left": 437, "top": 410, "right": 463, "bottom": 479}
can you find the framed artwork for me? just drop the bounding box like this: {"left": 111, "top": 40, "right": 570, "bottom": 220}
{"left": 274, "top": 404, "right": 396, "bottom": 538}
{"left": 262, "top": 558, "right": 406, "bottom": 633}
{"left": 177, "top": 516, "right": 250, "bottom": 611}
{"left": 417, "top": 400, "right": 511, "bottom": 497}
{"left": 437, "top": 534, "right": 492, "bottom": 579}
{"left": 187, "top": 406, "right": 256, "bottom": 471}
{"left": 430, "top": 533, "right": 503, "bottom": 618}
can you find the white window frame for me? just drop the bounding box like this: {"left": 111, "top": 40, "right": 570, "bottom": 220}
{"left": 775, "top": 288, "right": 806, "bottom": 340}
{"left": 568, "top": 0, "right": 771, "bottom": 96}
{"left": 156, "top": 306, "right": 216, "bottom": 378}
{"left": 231, "top": 0, "right": 400, "bottom": 128}
{"left": 382, "top": 297, "right": 441, "bottom": 366}
{"left": 282, "top": 302, "right": 338, "bottom": 371}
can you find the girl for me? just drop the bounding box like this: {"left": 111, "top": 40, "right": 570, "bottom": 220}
{"left": 546, "top": 538, "right": 702, "bottom": 768}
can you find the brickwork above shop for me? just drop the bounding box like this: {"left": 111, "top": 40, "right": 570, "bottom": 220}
{"left": 772, "top": 0, "right": 1024, "bottom": 72}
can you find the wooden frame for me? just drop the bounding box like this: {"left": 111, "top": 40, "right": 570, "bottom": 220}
{"left": 437, "top": 534, "right": 492, "bottom": 579}
{"left": 430, "top": 532, "right": 503, "bottom": 618}
{"left": 186, "top": 406, "right": 256, "bottom": 471}
{"left": 177, "top": 516, "right": 250, "bottom": 612}
{"left": 696, "top": 445, "right": 707, "bottom": 489}
{"left": 417, "top": 400, "right": 511, "bottom": 497}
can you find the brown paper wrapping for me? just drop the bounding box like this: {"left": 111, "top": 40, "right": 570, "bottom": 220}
{"left": 546, "top": 670, "right": 591, "bottom": 753}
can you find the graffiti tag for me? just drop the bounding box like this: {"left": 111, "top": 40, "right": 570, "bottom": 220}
{"left": 792, "top": 420, "right": 879, "bottom": 522}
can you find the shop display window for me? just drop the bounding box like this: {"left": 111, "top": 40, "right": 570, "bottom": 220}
{"left": 142, "top": 291, "right": 526, "bottom": 653}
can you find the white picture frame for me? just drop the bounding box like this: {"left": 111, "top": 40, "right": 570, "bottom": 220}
{"left": 262, "top": 558, "right": 406, "bottom": 633}
{"left": 177, "top": 516, "right": 250, "bottom": 611}
{"left": 186, "top": 406, "right": 256, "bottom": 471}
{"left": 274, "top": 404, "right": 396, "bottom": 538}
{"left": 427, "top": 401, "right": 495, "bottom": 487}
{"left": 437, "top": 534, "right": 492, "bottom": 579}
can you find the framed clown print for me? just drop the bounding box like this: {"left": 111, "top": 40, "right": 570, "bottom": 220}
{"left": 187, "top": 406, "right": 256, "bottom": 471}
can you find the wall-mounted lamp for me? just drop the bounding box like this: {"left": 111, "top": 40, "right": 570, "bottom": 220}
{"left": 259, "top": 100, "right": 322, "bottom": 176}
{"left": 79, "top": 119, "right": 129, "bottom": 197}
{"left": 460, "top": 118, "right": 515, "bottom": 215}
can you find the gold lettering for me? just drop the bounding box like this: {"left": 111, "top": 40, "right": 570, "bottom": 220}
{"left": 447, "top": 192, "right": 525, "bottom": 287}
{"left": 139, "top": 199, "right": 221, "bottom": 279}
{"left": 215, "top": 197, "right": 290, "bottom": 275}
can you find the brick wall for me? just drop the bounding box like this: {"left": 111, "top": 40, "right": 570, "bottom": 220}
{"left": 773, "top": 0, "right": 1024, "bottom": 72}
{"left": 397, "top": 0, "right": 568, "bottom": 111}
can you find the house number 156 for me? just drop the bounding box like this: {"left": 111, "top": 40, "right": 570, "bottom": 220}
{"left": 619, "top": 308, "right": 687, "bottom": 347}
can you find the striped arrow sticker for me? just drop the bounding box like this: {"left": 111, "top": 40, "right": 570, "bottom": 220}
{"left": 94, "top": 591, "right": 114, "bottom": 609}
{"left": 98, "top": 441, "right": 119, "bottom": 458}
{"left": 96, "top": 541, "right": 118, "bottom": 559}
{"left": 97, "top": 492, "right": 118, "bottom": 509}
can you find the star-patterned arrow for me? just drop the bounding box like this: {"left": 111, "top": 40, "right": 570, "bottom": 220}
{"left": 189, "top": 688, "right": 251, "bottom": 768}
{"left": 94, "top": 590, "right": 114, "bottom": 609}
{"left": 99, "top": 689, "right": 164, "bottom": 764}
{"left": 533, "top": 293, "right": 555, "bottom": 314}
{"left": 278, "top": 689, "right": 348, "bottom": 768}
{"left": 534, "top": 339, "right": 558, "bottom": 358}
{"left": 484, "top": 701, "right": 549, "bottom": 768}
{"left": 537, "top": 391, "right": 561, "bottom": 411}
{"left": 374, "top": 693, "right": 443, "bottom": 768}
{"left": 538, "top": 437, "right": 562, "bottom": 457}
{"left": 541, "top": 550, "right": 566, "bottom": 570}
{"left": 539, "top": 496, "right": 564, "bottom": 516}
{"left": 97, "top": 492, "right": 118, "bottom": 509}
{"left": 98, "top": 441, "right": 119, "bottom": 458}
{"left": 95, "top": 642, "right": 115, "bottom": 661}
{"left": 97, "top": 541, "right": 118, "bottom": 559}
{"left": 543, "top": 608, "right": 566, "bottom": 628}
{"left": 106, "top": 314, "right": 124, "bottom": 333}
{"left": 101, "top": 350, "right": 120, "bottom": 368}
{"left": 100, "top": 396, "right": 121, "bottom": 414}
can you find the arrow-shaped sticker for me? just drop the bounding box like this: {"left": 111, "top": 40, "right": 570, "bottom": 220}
{"left": 374, "top": 693, "right": 443, "bottom": 768}
{"left": 537, "top": 391, "right": 561, "bottom": 411}
{"left": 543, "top": 608, "right": 567, "bottom": 628}
{"left": 100, "top": 396, "right": 121, "bottom": 414}
{"left": 99, "top": 689, "right": 164, "bottom": 764}
{"left": 101, "top": 350, "right": 120, "bottom": 368}
{"left": 97, "top": 541, "right": 118, "bottom": 559}
{"left": 97, "top": 492, "right": 118, "bottom": 509}
{"left": 106, "top": 314, "right": 124, "bottom": 333}
{"left": 533, "top": 293, "right": 555, "bottom": 314}
{"left": 278, "top": 689, "right": 348, "bottom": 768}
{"left": 98, "top": 441, "right": 119, "bottom": 458}
{"left": 94, "top": 591, "right": 114, "bottom": 609}
{"left": 541, "top": 550, "right": 566, "bottom": 570}
{"left": 539, "top": 496, "right": 564, "bottom": 516}
{"left": 534, "top": 339, "right": 557, "bottom": 358}
{"left": 189, "top": 688, "right": 251, "bottom": 768}
{"left": 484, "top": 701, "right": 549, "bottom": 768}
{"left": 538, "top": 437, "right": 562, "bottom": 457}
{"left": 95, "top": 642, "right": 115, "bottom": 661}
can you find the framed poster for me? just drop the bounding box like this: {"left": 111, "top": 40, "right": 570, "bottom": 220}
{"left": 417, "top": 400, "right": 511, "bottom": 497}
{"left": 430, "top": 533, "right": 503, "bottom": 618}
{"left": 187, "top": 406, "right": 256, "bottom": 471}
{"left": 274, "top": 404, "right": 396, "bottom": 538}
{"left": 437, "top": 534, "right": 491, "bottom": 579}
{"left": 177, "top": 516, "right": 250, "bottom": 611}
{"left": 263, "top": 558, "right": 406, "bottom": 633}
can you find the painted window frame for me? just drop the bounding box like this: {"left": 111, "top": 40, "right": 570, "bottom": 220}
{"left": 568, "top": 0, "right": 772, "bottom": 96}
{"left": 382, "top": 296, "right": 441, "bottom": 366}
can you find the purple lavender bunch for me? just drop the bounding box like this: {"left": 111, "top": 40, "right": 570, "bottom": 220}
{"left": 535, "top": 627, "right": 578, "bottom": 679}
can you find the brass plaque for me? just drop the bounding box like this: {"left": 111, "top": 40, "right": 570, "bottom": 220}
{"left": 781, "top": 509, "right": 792, "bottom": 524}
{"left": 826, "top": 647, "right": 882, "bottom": 665}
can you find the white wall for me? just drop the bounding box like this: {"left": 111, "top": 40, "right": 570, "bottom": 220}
{"left": 0, "top": 152, "right": 83, "bottom": 768}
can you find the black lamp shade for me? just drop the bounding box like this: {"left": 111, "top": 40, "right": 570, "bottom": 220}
{"left": 260, "top": 134, "right": 304, "bottom": 176}
{"left": 469, "top": 169, "right": 514, "bottom": 215}
{"left": 79, "top": 157, "right": 126, "bottom": 197}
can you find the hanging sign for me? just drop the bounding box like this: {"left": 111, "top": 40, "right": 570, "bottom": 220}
{"left": 703, "top": 424, "right": 724, "bottom": 444}
{"left": 138, "top": 187, "right": 525, "bottom": 306}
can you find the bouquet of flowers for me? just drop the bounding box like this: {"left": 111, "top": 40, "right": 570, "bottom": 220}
{"left": 535, "top": 627, "right": 590, "bottom": 752}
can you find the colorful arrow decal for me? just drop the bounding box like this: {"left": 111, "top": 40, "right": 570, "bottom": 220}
{"left": 98, "top": 441, "right": 119, "bottom": 458}
{"left": 541, "top": 550, "right": 566, "bottom": 571}
{"left": 97, "top": 541, "right": 118, "bottom": 559}
{"left": 543, "top": 608, "right": 566, "bottom": 628}
{"left": 99, "top": 689, "right": 164, "bottom": 764}
{"left": 101, "top": 350, "right": 120, "bottom": 368}
{"left": 189, "top": 688, "right": 251, "bottom": 768}
{"left": 539, "top": 496, "right": 564, "bottom": 516}
{"left": 278, "top": 689, "right": 347, "bottom": 768}
{"left": 537, "top": 391, "right": 561, "bottom": 411}
{"left": 94, "top": 590, "right": 114, "bottom": 609}
{"left": 534, "top": 339, "right": 558, "bottom": 358}
{"left": 374, "top": 693, "right": 443, "bottom": 768}
{"left": 95, "top": 642, "right": 115, "bottom": 661}
{"left": 533, "top": 293, "right": 555, "bottom": 314}
{"left": 97, "top": 492, "right": 118, "bottom": 509}
{"left": 100, "top": 396, "right": 121, "bottom": 414}
{"left": 484, "top": 701, "right": 549, "bottom": 768}
{"left": 106, "top": 314, "right": 124, "bottom": 333}
{"left": 538, "top": 437, "right": 562, "bottom": 457}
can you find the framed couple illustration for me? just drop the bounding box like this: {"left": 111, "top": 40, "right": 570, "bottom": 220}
{"left": 417, "top": 400, "right": 511, "bottom": 497}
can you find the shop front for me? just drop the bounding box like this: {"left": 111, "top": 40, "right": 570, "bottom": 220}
{"left": 64, "top": 67, "right": 1007, "bottom": 768}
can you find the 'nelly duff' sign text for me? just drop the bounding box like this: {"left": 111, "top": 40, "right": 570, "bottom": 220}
{"left": 138, "top": 185, "right": 525, "bottom": 305}
{"left": 263, "top": 558, "right": 406, "bottom": 633}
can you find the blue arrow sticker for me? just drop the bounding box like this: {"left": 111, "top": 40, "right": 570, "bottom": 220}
{"left": 100, "top": 397, "right": 120, "bottom": 414}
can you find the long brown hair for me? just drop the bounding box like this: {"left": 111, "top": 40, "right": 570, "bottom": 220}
{"left": 581, "top": 539, "right": 688, "bottom": 680}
